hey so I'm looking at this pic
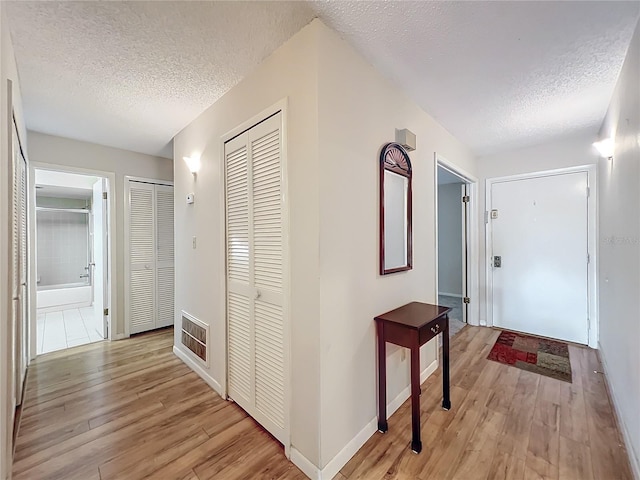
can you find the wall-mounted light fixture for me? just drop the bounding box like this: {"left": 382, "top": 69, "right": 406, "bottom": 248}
{"left": 592, "top": 138, "right": 614, "bottom": 160}
{"left": 183, "top": 154, "right": 201, "bottom": 175}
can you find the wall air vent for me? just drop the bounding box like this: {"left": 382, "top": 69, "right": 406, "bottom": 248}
{"left": 181, "top": 311, "right": 208, "bottom": 366}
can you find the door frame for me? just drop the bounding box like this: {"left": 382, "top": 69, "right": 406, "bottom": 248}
{"left": 123, "top": 176, "right": 174, "bottom": 338}
{"left": 220, "top": 98, "right": 291, "bottom": 456}
{"left": 484, "top": 165, "right": 598, "bottom": 348}
{"left": 91, "top": 177, "right": 109, "bottom": 339}
{"left": 434, "top": 153, "right": 480, "bottom": 326}
{"left": 29, "top": 162, "right": 116, "bottom": 354}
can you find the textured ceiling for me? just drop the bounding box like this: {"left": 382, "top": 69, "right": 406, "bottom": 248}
{"left": 311, "top": 1, "right": 640, "bottom": 155}
{"left": 5, "top": 1, "right": 640, "bottom": 159}
{"left": 5, "top": 1, "right": 316, "bottom": 158}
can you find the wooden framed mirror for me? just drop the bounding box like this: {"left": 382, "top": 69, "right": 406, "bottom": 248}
{"left": 379, "top": 142, "right": 413, "bottom": 275}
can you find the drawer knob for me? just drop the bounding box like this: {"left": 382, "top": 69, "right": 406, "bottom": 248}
{"left": 431, "top": 325, "right": 440, "bottom": 334}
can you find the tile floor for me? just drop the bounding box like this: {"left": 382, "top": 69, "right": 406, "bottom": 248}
{"left": 37, "top": 306, "right": 104, "bottom": 354}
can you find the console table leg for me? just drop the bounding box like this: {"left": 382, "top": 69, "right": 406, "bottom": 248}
{"left": 410, "top": 342, "right": 422, "bottom": 453}
{"left": 442, "top": 315, "right": 451, "bottom": 411}
{"left": 377, "top": 322, "right": 388, "bottom": 433}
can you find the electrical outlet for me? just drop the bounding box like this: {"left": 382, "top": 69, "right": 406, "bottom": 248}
{"left": 192, "top": 236, "right": 197, "bottom": 249}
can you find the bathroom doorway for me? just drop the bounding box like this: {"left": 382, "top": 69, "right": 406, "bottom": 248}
{"left": 434, "top": 155, "right": 479, "bottom": 336}
{"left": 33, "top": 169, "right": 111, "bottom": 354}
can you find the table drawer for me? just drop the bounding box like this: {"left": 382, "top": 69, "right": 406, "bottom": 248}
{"left": 419, "top": 316, "right": 447, "bottom": 344}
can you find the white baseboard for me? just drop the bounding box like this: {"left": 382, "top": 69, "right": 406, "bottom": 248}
{"left": 321, "top": 419, "right": 377, "bottom": 480}
{"left": 291, "top": 448, "right": 321, "bottom": 480}
{"left": 112, "top": 333, "right": 129, "bottom": 340}
{"left": 438, "top": 292, "right": 463, "bottom": 299}
{"left": 388, "top": 359, "right": 439, "bottom": 417}
{"left": 598, "top": 343, "right": 640, "bottom": 480}
{"left": 173, "top": 345, "right": 223, "bottom": 397}
{"left": 291, "top": 359, "right": 439, "bottom": 480}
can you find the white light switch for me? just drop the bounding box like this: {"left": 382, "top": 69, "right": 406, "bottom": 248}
{"left": 192, "top": 236, "right": 197, "bottom": 249}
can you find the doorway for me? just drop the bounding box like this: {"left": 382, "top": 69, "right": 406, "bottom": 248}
{"left": 434, "top": 155, "right": 479, "bottom": 333}
{"left": 33, "top": 169, "right": 111, "bottom": 353}
{"left": 486, "top": 167, "right": 597, "bottom": 346}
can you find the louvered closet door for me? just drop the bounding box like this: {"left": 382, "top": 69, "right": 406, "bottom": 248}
{"left": 10, "top": 129, "right": 20, "bottom": 405}
{"left": 155, "top": 185, "right": 175, "bottom": 327}
{"left": 226, "top": 113, "right": 287, "bottom": 444}
{"left": 128, "top": 182, "right": 156, "bottom": 334}
{"left": 18, "top": 152, "right": 28, "bottom": 402}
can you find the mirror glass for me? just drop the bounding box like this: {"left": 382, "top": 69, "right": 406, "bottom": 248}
{"left": 379, "top": 143, "right": 412, "bottom": 275}
{"left": 383, "top": 171, "right": 408, "bottom": 270}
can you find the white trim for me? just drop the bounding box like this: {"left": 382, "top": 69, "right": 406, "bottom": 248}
{"left": 220, "top": 98, "right": 291, "bottom": 454}
{"left": 29, "top": 162, "right": 116, "bottom": 346}
{"left": 173, "top": 346, "right": 224, "bottom": 397}
{"left": 123, "top": 176, "right": 175, "bottom": 337}
{"left": 291, "top": 448, "right": 320, "bottom": 480}
{"left": 123, "top": 175, "right": 173, "bottom": 187}
{"left": 434, "top": 153, "right": 479, "bottom": 326}
{"left": 321, "top": 420, "right": 376, "bottom": 480}
{"left": 388, "top": 359, "right": 439, "bottom": 417}
{"left": 484, "top": 165, "right": 598, "bottom": 347}
{"left": 1, "top": 81, "right": 14, "bottom": 480}
{"left": 291, "top": 360, "right": 438, "bottom": 480}
{"left": 598, "top": 343, "right": 640, "bottom": 480}
{"left": 112, "top": 333, "right": 129, "bottom": 340}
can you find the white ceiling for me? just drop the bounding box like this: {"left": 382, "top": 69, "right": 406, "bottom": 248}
{"left": 6, "top": 1, "right": 639, "bottom": 159}
{"left": 5, "top": 1, "right": 315, "bottom": 158}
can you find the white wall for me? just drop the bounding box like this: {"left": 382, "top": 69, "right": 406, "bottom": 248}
{"left": 26, "top": 132, "right": 173, "bottom": 336}
{"left": 315, "top": 22, "right": 476, "bottom": 469}
{"left": 173, "top": 18, "right": 477, "bottom": 475}
{"left": 0, "top": 4, "right": 27, "bottom": 478}
{"left": 173, "top": 20, "right": 321, "bottom": 466}
{"left": 476, "top": 132, "right": 599, "bottom": 324}
{"left": 597, "top": 20, "right": 640, "bottom": 480}
{"left": 438, "top": 183, "right": 464, "bottom": 296}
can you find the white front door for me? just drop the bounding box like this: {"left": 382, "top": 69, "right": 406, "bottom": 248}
{"left": 490, "top": 171, "right": 589, "bottom": 344}
{"left": 92, "top": 178, "right": 108, "bottom": 339}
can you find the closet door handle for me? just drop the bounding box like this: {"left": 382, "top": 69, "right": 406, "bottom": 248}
{"left": 255, "top": 290, "right": 262, "bottom": 300}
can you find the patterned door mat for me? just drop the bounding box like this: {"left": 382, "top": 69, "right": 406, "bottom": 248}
{"left": 487, "top": 330, "right": 572, "bottom": 383}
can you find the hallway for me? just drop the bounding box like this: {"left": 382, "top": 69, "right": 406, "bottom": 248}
{"left": 13, "top": 326, "right": 633, "bottom": 479}
{"left": 14, "top": 329, "right": 305, "bottom": 480}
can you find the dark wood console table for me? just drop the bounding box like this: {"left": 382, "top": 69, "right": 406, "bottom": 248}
{"left": 374, "top": 302, "right": 451, "bottom": 453}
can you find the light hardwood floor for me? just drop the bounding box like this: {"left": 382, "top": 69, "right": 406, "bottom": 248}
{"left": 13, "top": 326, "right": 633, "bottom": 480}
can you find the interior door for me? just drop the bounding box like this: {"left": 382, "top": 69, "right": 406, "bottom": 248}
{"left": 226, "top": 113, "right": 287, "bottom": 444}
{"left": 155, "top": 184, "right": 174, "bottom": 328}
{"left": 12, "top": 124, "right": 27, "bottom": 406}
{"left": 128, "top": 181, "right": 156, "bottom": 334}
{"left": 490, "top": 171, "right": 589, "bottom": 344}
{"left": 91, "top": 178, "right": 108, "bottom": 338}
